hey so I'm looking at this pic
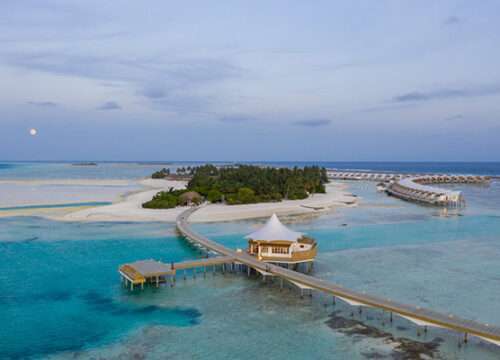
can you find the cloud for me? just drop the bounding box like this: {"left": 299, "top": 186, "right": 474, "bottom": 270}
{"left": 292, "top": 119, "right": 331, "bottom": 127}
{"left": 142, "top": 86, "right": 168, "bottom": 99}
{"left": 218, "top": 116, "right": 251, "bottom": 124}
{"left": 97, "top": 101, "right": 121, "bottom": 110}
{"left": 444, "top": 16, "right": 462, "bottom": 25}
{"left": 393, "top": 85, "right": 500, "bottom": 103}
{"left": 361, "top": 103, "right": 416, "bottom": 113}
{"left": 3, "top": 50, "right": 241, "bottom": 115}
{"left": 27, "top": 101, "right": 58, "bottom": 107}
{"left": 444, "top": 114, "right": 463, "bottom": 121}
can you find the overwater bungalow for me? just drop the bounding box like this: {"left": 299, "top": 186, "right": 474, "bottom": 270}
{"left": 246, "top": 214, "right": 317, "bottom": 266}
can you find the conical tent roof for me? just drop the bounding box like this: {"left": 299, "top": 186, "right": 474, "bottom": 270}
{"left": 245, "top": 213, "right": 303, "bottom": 242}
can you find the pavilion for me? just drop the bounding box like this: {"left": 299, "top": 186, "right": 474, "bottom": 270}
{"left": 246, "top": 214, "right": 317, "bottom": 267}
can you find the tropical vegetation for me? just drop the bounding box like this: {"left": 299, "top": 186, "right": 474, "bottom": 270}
{"left": 142, "top": 188, "right": 202, "bottom": 209}
{"left": 187, "top": 164, "right": 328, "bottom": 204}
{"left": 143, "top": 164, "right": 329, "bottom": 208}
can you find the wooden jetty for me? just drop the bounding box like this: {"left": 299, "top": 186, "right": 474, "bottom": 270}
{"left": 119, "top": 256, "right": 234, "bottom": 290}
{"left": 173, "top": 207, "right": 500, "bottom": 347}
{"left": 327, "top": 171, "right": 491, "bottom": 206}
{"left": 327, "top": 170, "right": 491, "bottom": 184}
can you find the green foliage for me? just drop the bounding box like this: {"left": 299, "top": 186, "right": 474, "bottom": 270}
{"left": 207, "top": 189, "right": 223, "bottom": 203}
{"left": 237, "top": 187, "right": 256, "bottom": 204}
{"left": 151, "top": 168, "right": 170, "bottom": 179}
{"left": 187, "top": 164, "right": 328, "bottom": 205}
{"left": 145, "top": 164, "right": 328, "bottom": 208}
{"left": 142, "top": 192, "right": 178, "bottom": 208}
{"left": 142, "top": 187, "right": 192, "bottom": 209}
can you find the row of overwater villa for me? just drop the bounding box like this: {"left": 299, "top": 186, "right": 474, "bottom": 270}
{"left": 386, "top": 177, "right": 464, "bottom": 206}
{"left": 328, "top": 171, "right": 491, "bottom": 207}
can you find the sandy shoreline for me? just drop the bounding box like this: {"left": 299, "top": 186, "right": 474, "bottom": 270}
{"left": 0, "top": 178, "right": 357, "bottom": 223}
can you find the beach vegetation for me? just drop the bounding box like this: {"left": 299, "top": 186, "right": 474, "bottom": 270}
{"left": 151, "top": 168, "right": 170, "bottom": 179}
{"left": 142, "top": 187, "right": 201, "bottom": 209}
{"left": 207, "top": 189, "right": 223, "bottom": 203}
{"left": 188, "top": 164, "right": 327, "bottom": 204}
{"left": 144, "top": 164, "right": 328, "bottom": 208}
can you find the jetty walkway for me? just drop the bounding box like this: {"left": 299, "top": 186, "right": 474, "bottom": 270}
{"left": 175, "top": 207, "right": 500, "bottom": 346}
{"left": 119, "top": 256, "right": 234, "bottom": 290}
{"left": 328, "top": 171, "right": 491, "bottom": 206}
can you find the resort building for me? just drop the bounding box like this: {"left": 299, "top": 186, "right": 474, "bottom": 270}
{"left": 386, "top": 177, "right": 465, "bottom": 207}
{"left": 246, "top": 214, "right": 317, "bottom": 265}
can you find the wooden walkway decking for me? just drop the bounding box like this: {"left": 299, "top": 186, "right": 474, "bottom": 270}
{"left": 176, "top": 207, "right": 500, "bottom": 346}
{"left": 119, "top": 256, "right": 234, "bottom": 289}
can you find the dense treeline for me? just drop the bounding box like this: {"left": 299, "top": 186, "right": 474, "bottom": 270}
{"left": 142, "top": 188, "right": 202, "bottom": 209}
{"left": 187, "top": 164, "right": 328, "bottom": 205}
{"left": 143, "top": 164, "right": 329, "bottom": 208}
{"left": 151, "top": 168, "right": 170, "bottom": 179}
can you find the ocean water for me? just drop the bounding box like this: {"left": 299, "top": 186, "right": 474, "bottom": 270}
{"left": 0, "top": 201, "right": 112, "bottom": 211}
{"left": 1, "top": 161, "right": 499, "bottom": 180}
{"left": 1, "top": 163, "right": 500, "bottom": 359}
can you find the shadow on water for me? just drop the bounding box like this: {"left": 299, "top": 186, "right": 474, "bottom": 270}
{"left": 3, "top": 289, "right": 202, "bottom": 359}
{"left": 79, "top": 290, "right": 201, "bottom": 322}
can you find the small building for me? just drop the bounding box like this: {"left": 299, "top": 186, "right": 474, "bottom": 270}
{"left": 179, "top": 191, "right": 203, "bottom": 206}
{"left": 246, "top": 214, "right": 317, "bottom": 265}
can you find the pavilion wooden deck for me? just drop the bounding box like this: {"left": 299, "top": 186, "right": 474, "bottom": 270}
{"left": 119, "top": 256, "right": 234, "bottom": 290}
{"left": 175, "top": 207, "right": 500, "bottom": 347}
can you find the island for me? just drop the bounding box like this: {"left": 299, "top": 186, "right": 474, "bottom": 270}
{"left": 71, "top": 162, "right": 97, "bottom": 166}
{"left": 142, "top": 164, "right": 329, "bottom": 209}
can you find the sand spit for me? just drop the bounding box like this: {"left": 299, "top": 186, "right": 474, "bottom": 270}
{"left": 0, "top": 178, "right": 357, "bottom": 223}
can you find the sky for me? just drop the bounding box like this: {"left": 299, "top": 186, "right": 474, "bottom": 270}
{"left": 1, "top": 1, "right": 500, "bottom": 161}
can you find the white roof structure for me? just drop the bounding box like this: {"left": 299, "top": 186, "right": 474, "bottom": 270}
{"left": 245, "top": 213, "right": 303, "bottom": 242}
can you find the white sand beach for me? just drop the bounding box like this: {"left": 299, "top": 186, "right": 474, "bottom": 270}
{"left": 0, "top": 178, "right": 357, "bottom": 222}
{"left": 0, "top": 179, "right": 139, "bottom": 208}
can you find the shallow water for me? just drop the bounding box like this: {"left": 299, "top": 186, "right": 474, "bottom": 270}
{"left": 1, "top": 171, "right": 500, "bottom": 358}
{"left": 0, "top": 181, "right": 140, "bottom": 208}
{"left": 0, "top": 201, "right": 112, "bottom": 211}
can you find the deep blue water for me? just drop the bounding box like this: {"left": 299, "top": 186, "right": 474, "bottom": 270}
{"left": 1, "top": 161, "right": 499, "bottom": 179}
{"left": 0, "top": 220, "right": 201, "bottom": 359}
{"left": 0, "top": 163, "right": 18, "bottom": 170}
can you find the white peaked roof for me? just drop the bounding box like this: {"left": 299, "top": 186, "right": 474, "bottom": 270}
{"left": 245, "top": 213, "right": 303, "bottom": 242}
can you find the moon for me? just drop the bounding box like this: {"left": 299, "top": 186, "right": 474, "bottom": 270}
{"left": 29, "top": 128, "right": 38, "bottom": 136}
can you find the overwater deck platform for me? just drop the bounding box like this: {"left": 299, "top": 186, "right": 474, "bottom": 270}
{"left": 119, "top": 256, "right": 234, "bottom": 290}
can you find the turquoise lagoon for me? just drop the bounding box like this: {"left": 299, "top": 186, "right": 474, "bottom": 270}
{"left": 1, "top": 178, "right": 500, "bottom": 358}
